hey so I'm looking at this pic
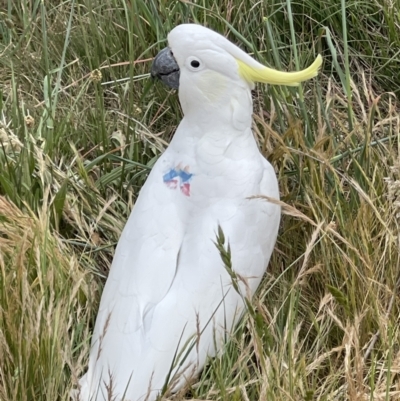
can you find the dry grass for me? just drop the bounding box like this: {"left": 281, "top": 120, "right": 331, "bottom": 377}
{"left": 1, "top": 0, "right": 400, "bottom": 400}
{"left": 0, "top": 194, "right": 94, "bottom": 400}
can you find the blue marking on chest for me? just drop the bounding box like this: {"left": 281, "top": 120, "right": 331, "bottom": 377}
{"left": 163, "top": 165, "right": 193, "bottom": 196}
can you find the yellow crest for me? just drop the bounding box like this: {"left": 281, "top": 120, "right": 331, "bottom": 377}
{"left": 237, "top": 54, "right": 322, "bottom": 86}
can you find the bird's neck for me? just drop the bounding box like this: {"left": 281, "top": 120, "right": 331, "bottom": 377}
{"left": 177, "top": 85, "right": 253, "bottom": 138}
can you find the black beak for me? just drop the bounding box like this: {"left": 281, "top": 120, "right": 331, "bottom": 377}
{"left": 151, "top": 47, "right": 180, "bottom": 89}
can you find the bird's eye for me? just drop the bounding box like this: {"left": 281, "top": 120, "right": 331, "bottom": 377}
{"left": 187, "top": 57, "right": 203, "bottom": 71}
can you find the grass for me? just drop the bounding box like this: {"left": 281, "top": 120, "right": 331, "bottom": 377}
{"left": 1, "top": 0, "right": 400, "bottom": 400}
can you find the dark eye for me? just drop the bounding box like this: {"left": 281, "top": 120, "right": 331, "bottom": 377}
{"left": 190, "top": 60, "right": 200, "bottom": 68}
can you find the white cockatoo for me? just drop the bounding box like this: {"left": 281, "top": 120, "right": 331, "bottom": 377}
{"left": 76, "top": 24, "right": 321, "bottom": 401}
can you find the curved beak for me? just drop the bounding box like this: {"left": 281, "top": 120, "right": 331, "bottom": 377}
{"left": 151, "top": 47, "right": 180, "bottom": 89}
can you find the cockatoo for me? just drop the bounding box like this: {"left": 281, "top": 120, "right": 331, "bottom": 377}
{"left": 76, "top": 24, "right": 321, "bottom": 401}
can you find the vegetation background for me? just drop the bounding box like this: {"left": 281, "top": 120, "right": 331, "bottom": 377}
{"left": 0, "top": 0, "right": 399, "bottom": 400}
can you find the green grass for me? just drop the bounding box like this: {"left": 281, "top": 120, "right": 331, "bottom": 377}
{"left": 1, "top": 0, "right": 400, "bottom": 400}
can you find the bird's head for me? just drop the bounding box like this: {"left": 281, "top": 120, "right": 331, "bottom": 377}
{"left": 151, "top": 24, "right": 322, "bottom": 121}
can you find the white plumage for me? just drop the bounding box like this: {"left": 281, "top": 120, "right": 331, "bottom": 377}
{"left": 76, "top": 24, "right": 321, "bottom": 401}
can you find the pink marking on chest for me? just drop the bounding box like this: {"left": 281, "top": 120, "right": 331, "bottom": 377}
{"left": 163, "top": 165, "right": 193, "bottom": 197}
